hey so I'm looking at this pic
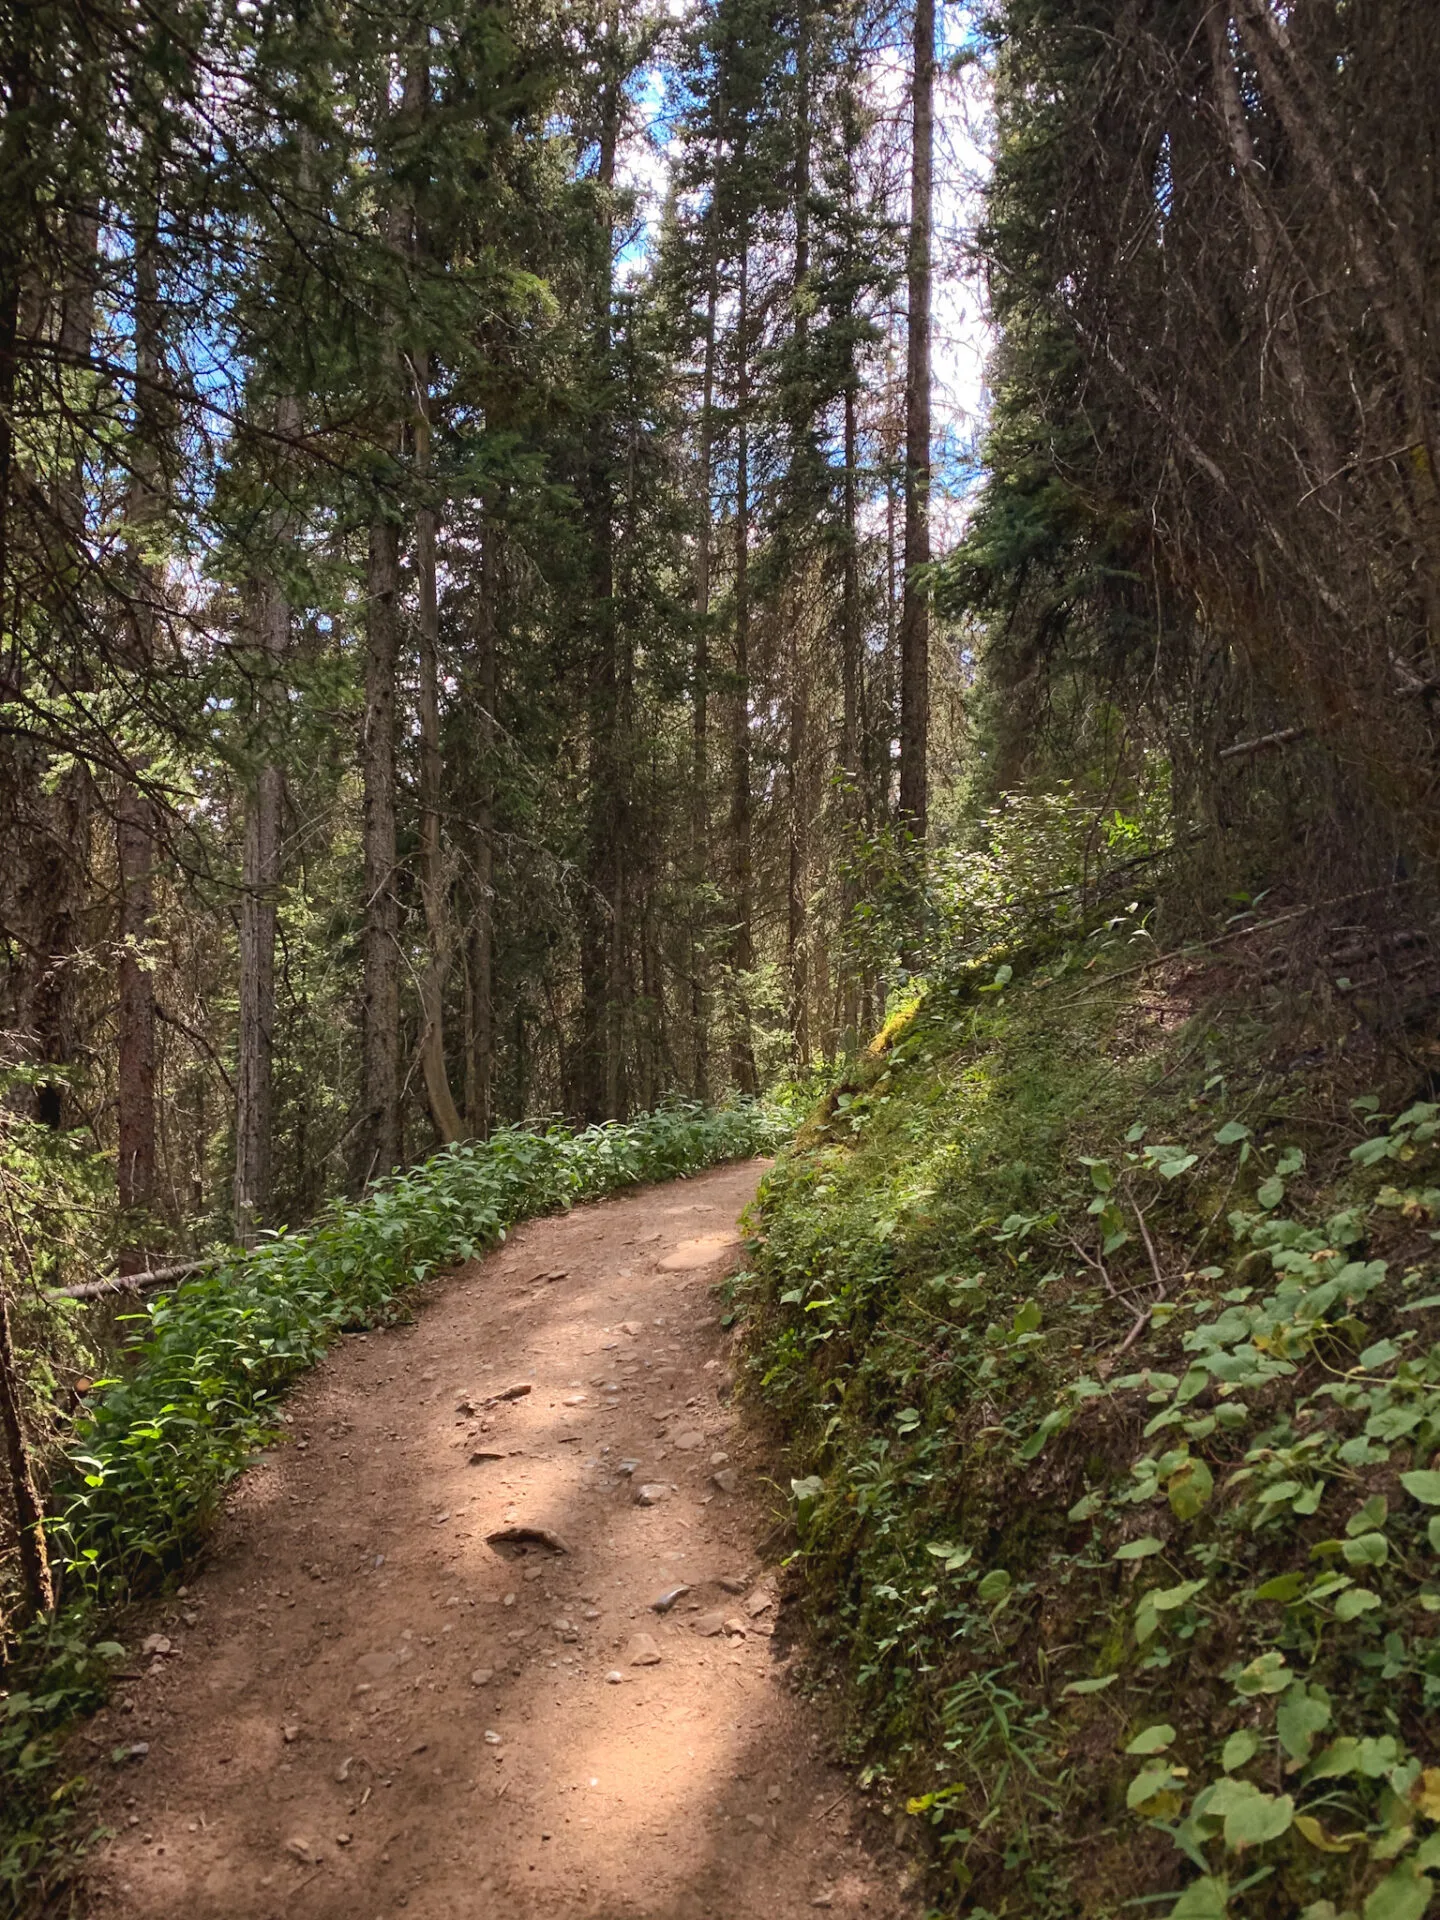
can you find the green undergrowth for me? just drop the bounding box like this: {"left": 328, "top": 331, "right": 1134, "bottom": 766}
{"left": 745, "top": 923, "right": 1440, "bottom": 1920}
{"left": 1, "top": 1099, "right": 783, "bottom": 1915}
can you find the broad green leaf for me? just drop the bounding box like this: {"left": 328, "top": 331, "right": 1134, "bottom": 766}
{"left": 1222, "top": 1728, "right": 1260, "bottom": 1772}
{"left": 1234, "top": 1650, "right": 1290, "bottom": 1696}
{"left": 1343, "top": 1533, "right": 1390, "bottom": 1566}
{"left": 1334, "top": 1587, "right": 1382, "bottom": 1621}
{"left": 1257, "top": 1175, "right": 1286, "bottom": 1208}
{"left": 1126, "top": 1723, "right": 1177, "bottom": 1756}
{"left": 1116, "top": 1536, "right": 1164, "bottom": 1561}
{"left": 1205, "top": 1777, "right": 1294, "bottom": 1848}
{"left": 1128, "top": 1762, "right": 1185, "bottom": 1811}
{"left": 1062, "top": 1674, "right": 1119, "bottom": 1697}
{"left": 1277, "top": 1684, "right": 1332, "bottom": 1761}
{"left": 1362, "top": 1862, "right": 1433, "bottom": 1920}
{"left": 1169, "top": 1457, "right": 1215, "bottom": 1521}
{"left": 1215, "top": 1121, "right": 1251, "bottom": 1146}
{"left": 1255, "top": 1572, "right": 1306, "bottom": 1603}
{"left": 976, "top": 1568, "right": 1011, "bottom": 1607}
{"left": 1402, "top": 1472, "right": 1440, "bottom": 1507}
{"left": 1168, "top": 1875, "right": 1230, "bottom": 1919}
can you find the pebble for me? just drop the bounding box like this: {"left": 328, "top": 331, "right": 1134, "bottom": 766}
{"left": 604, "top": 1670, "right": 624, "bottom": 1684}
{"left": 285, "top": 1837, "right": 314, "bottom": 1863}
{"left": 634, "top": 1483, "right": 670, "bottom": 1507}
{"left": 617, "top": 1459, "right": 640, "bottom": 1477}
{"left": 712, "top": 1469, "right": 739, "bottom": 1495}
{"left": 282, "top": 1724, "right": 300, "bottom": 1743}
{"left": 470, "top": 1668, "right": 494, "bottom": 1687}
{"left": 484, "top": 1730, "right": 503, "bottom": 1746}
{"left": 672, "top": 1429, "right": 704, "bottom": 1451}
{"left": 745, "top": 1588, "right": 774, "bottom": 1617}
{"left": 141, "top": 1634, "right": 172, "bottom": 1658}
{"left": 650, "top": 1586, "right": 691, "bottom": 1613}
{"left": 469, "top": 1450, "right": 505, "bottom": 1465}
{"left": 625, "top": 1633, "right": 663, "bottom": 1667}
{"left": 718, "top": 1575, "right": 748, "bottom": 1594}
{"left": 710, "top": 1451, "right": 730, "bottom": 1467}
{"left": 563, "top": 1394, "right": 587, "bottom": 1407}
{"left": 692, "top": 1611, "right": 726, "bottom": 1637}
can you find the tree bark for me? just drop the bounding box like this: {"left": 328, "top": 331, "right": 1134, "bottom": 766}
{"left": 117, "top": 203, "right": 163, "bottom": 1273}
{"left": 466, "top": 505, "right": 499, "bottom": 1137}
{"left": 729, "top": 214, "right": 758, "bottom": 1095}
{"left": 0, "top": 1281, "right": 53, "bottom": 1618}
{"left": 897, "top": 0, "right": 934, "bottom": 838}
{"left": 414, "top": 355, "right": 464, "bottom": 1145}
{"left": 360, "top": 510, "right": 402, "bottom": 1180}
{"left": 233, "top": 394, "right": 299, "bottom": 1242}
{"left": 578, "top": 35, "right": 623, "bottom": 1123}
{"left": 358, "top": 44, "right": 424, "bottom": 1182}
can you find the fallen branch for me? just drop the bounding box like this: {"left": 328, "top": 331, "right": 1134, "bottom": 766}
{"left": 53, "top": 1257, "right": 221, "bottom": 1302}
{"left": 1218, "top": 725, "right": 1308, "bottom": 761}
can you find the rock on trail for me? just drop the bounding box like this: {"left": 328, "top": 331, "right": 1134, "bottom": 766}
{"left": 82, "top": 1157, "right": 917, "bottom": 1920}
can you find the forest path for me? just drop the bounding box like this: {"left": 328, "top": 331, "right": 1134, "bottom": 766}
{"left": 85, "top": 1157, "right": 915, "bottom": 1920}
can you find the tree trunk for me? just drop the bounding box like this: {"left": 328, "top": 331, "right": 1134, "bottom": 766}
{"left": 233, "top": 395, "right": 299, "bottom": 1242}
{"left": 0, "top": 1281, "right": 53, "bottom": 1618}
{"left": 414, "top": 356, "right": 464, "bottom": 1145}
{"left": 729, "top": 220, "right": 758, "bottom": 1095}
{"left": 358, "top": 45, "right": 424, "bottom": 1182}
{"left": 578, "top": 42, "right": 622, "bottom": 1123}
{"left": 466, "top": 505, "right": 499, "bottom": 1137}
{"left": 117, "top": 206, "right": 163, "bottom": 1273}
{"left": 897, "top": 0, "right": 934, "bottom": 838}
{"left": 691, "top": 210, "right": 721, "bottom": 1106}
{"left": 360, "top": 511, "right": 402, "bottom": 1180}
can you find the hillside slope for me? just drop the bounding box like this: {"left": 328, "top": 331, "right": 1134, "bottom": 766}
{"left": 744, "top": 917, "right": 1440, "bottom": 1920}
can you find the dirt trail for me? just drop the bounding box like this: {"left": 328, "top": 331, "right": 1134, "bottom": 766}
{"left": 83, "top": 1158, "right": 916, "bottom": 1920}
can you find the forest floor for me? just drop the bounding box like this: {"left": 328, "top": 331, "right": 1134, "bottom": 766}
{"left": 76, "top": 1157, "right": 917, "bottom": 1920}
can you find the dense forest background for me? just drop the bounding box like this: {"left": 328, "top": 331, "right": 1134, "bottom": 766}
{"left": 0, "top": 0, "right": 992, "bottom": 1280}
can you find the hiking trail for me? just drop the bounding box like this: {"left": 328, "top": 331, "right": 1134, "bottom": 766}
{"left": 82, "top": 1158, "right": 917, "bottom": 1920}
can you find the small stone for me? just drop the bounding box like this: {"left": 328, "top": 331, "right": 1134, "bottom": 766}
{"left": 563, "top": 1393, "right": 587, "bottom": 1407}
{"left": 335, "top": 1757, "right": 354, "bottom": 1783}
{"left": 692, "top": 1611, "right": 726, "bottom": 1637}
{"left": 711, "top": 1469, "right": 739, "bottom": 1495}
{"left": 282, "top": 1724, "right": 300, "bottom": 1743}
{"left": 672, "top": 1428, "right": 704, "bottom": 1451}
{"left": 141, "top": 1633, "right": 172, "bottom": 1658}
{"left": 604, "top": 1670, "right": 624, "bottom": 1685}
{"left": 724, "top": 1616, "right": 747, "bottom": 1637}
{"left": 469, "top": 1450, "right": 505, "bottom": 1465}
{"left": 650, "top": 1585, "right": 691, "bottom": 1614}
{"left": 419, "top": 1370, "right": 437, "bottom": 1383}
{"left": 284, "top": 1837, "right": 314, "bottom": 1864}
{"left": 616, "top": 1459, "right": 640, "bottom": 1477}
{"left": 336, "top": 1832, "right": 352, "bottom": 1847}
{"left": 490, "top": 1381, "right": 533, "bottom": 1405}
{"left": 744, "top": 1588, "right": 774, "bottom": 1617}
{"left": 717, "top": 1575, "right": 748, "bottom": 1594}
{"left": 625, "top": 1633, "right": 662, "bottom": 1667}
{"left": 583, "top": 1607, "right": 602, "bottom": 1621}
{"left": 634, "top": 1483, "right": 670, "bottom": 1507}
{"left": 710, "top": 1451, "right": 730, "bottom": 1468}
{"left": 767, "top": 1785, "right": 782, "bottom": 1802}
{"left": 746, "top": 1813, "right": 766, "bottom": 1830}
{"left": 619, "top": 1321, "right": 643, "bottom": 1337}
{"left": 484, "top": 1730, "right": 503, "bottom": 1746}
{"left": 470, "top": 1668, "right": 494, "bottom": 1687}
{"left": 181, "top": 1610, "right": 198, "bottom": 1627}
{"left": 433, "top": 1511, "right": 451, "bottom": 1527}
{"left": 812, "top": 1894, "right": 835, "bottom": 1908}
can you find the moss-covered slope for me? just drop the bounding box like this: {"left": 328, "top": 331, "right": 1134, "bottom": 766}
{"left": 745, "top": 938, "right": 1440, "bottom": 1920}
